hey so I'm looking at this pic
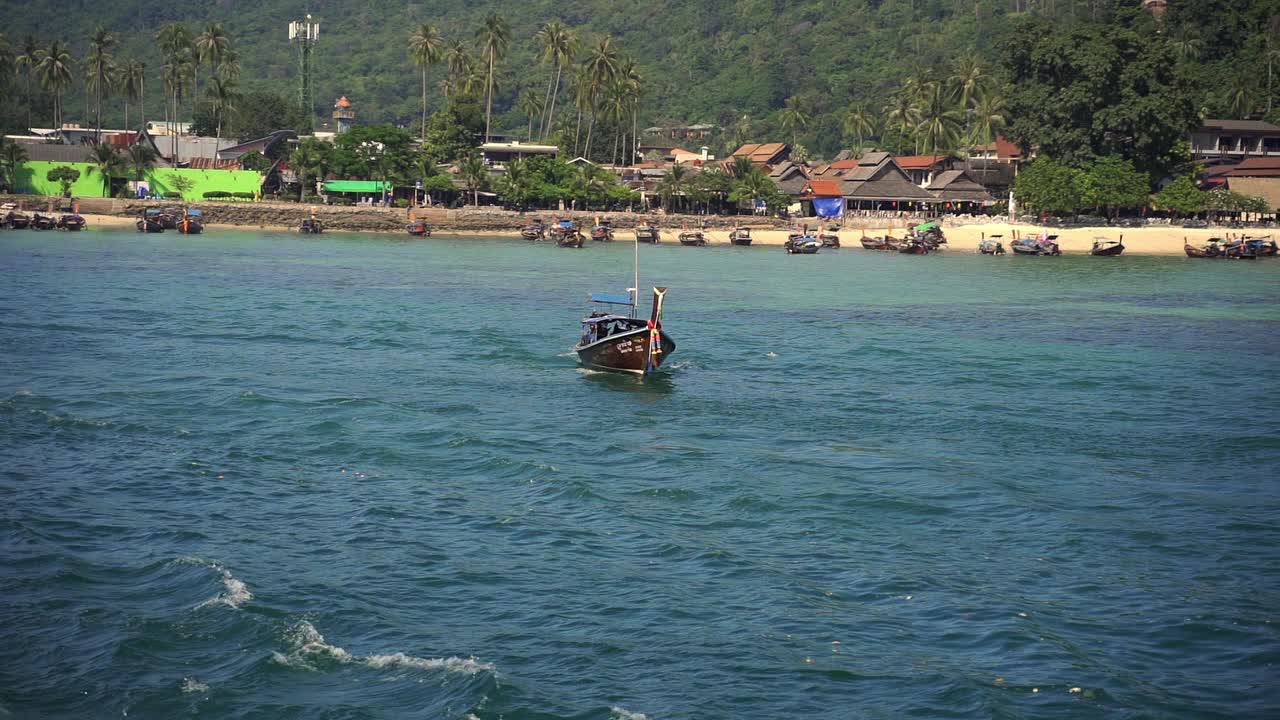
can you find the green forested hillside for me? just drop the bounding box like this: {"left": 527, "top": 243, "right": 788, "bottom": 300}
{"left": 1, "top": 0, "right": 1278, "bottom": 161}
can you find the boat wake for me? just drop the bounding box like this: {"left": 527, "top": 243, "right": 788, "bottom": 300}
{"left": 272, "top": 621, "right": 494, "bottom": 676}
{"left": 611, "top": 708, "right": 651, "bottom": 720}
{"left": 174, "top": 557, "right": 253, "bottom": 609}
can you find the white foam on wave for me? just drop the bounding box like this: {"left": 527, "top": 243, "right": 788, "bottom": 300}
{"left": 611, "top": 708, "right": 651, "bottom": 720}
{"left": 274, "top": 621, "right": 493, "bottom": 676}
{"left": 174, "top": 557, "right": 253, "bottom": 609}
{"left": 180, "top": 677, "right": 209, "bottom": 693}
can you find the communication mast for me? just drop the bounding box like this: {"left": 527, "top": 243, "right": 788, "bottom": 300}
{"left": 288, "top": 14, "right": 320, "bottom": 132}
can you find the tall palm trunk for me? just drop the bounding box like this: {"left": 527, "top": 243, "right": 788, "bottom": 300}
{"left": 421, "top": 67, "right": 428, "bottom": 140}
{"left": 585, "top": 112, "right": 595, "bottom": 161}
{"left": 484, "top": 53, "right": 494, "bottom": 142}
{"left": 539, "top": 65, "right": 556, "bottom": 139}
{"left": 574, "top": 107, "right": 583, "bottom": 155}
{"left": 547, "top": 64, "right": 564, "bottom": 140}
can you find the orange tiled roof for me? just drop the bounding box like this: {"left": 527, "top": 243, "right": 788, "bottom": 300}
{"left": 805, "top": 180, "right": 843, "bottom": 197}
{"left": 895, "top": 155, "right": 948, "bottom": 170}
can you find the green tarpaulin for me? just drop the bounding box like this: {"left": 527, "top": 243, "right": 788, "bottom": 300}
{"left": 323, "top": 180, "right": 390, "bottom": 193}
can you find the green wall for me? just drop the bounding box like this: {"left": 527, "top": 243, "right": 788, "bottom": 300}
{"left": 17, "top": 162, "right": 262, "bottom": 200}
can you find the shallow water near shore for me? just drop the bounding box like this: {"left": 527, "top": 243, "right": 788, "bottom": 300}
{"left": 2, "top": 228, "right": 1278, "bottom": 719}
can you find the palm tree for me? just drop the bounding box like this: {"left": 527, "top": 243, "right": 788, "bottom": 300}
{"left": 291, "top": 139, "right": 325, "bottom": 202}
{"left": 218, "top": 49, "right": 241, "bottom": 82}
{"left": 445, "top": 40, "right": 472, "bottom": 100}
{"left": 207, "top": 76, "right": 238, "bottom": 139}
{"left": 115, "top": 60, "right": 145, "bottom": 132}
{"left": 842, "top": 104, "right": 876, "bottom": 156}
{"left": 459, "top": 152, "right": 488, "bottom": 205}
{"left": 36, "top": 41, "right": 74, "bottom": 132}
{"left": 156, "top": 24, "right": 193, "bottom": 159}
{"left": 125, "top": 141, "right": 157, "bottom": 185}
{"left": 970, "top": 89, "right": 1007, "bottom": 147}
{"left": 1227, "top": 75, "right": 1255, "bottom": 119}
{"left": 476, "top": 13, "right": 511, "bottom": 142}
{"left": 657, "top": 163, "right": 690, "bottom": 212}
{"left": 16, "top": 37, "right": 42, "bottom": 130}
{"left": 601, "top": 79, "right": 630, "bottom": 165}
{"left": 194, "top": 22, "right": 231, "bottom": 97}
{"left": 915, "top": 81, "right": 962, "bottom": 154}
{"left": 884, "top": 92, "right": 920, "bottom": 152}
{"left": 517, "top": 90, "right": 544, "bottom": 141}
{"left": 86, "top": 26, "right": 116, "bottom": 144}
{"left": 948, "top": 55, "right": 986, "bottom": 112}
{"left": 619, "top": 59, "right": 643, "bottom": 166}
{"left": 0, "top": 138, "right": 30, "bottom": 193}
{"left": 571, "top": 67, "right": 592, "bottom": 156}
{"left": 779, "top": 95, "right": 809, "bottom": 148}
{"left": 1171, "top": 25, "right": 1203, "bottom": 62}
{"left": 408, "top": 23, "right": 444, "bottom": 140}
{"left": 85, "top": 142, "right": 126, "bottom": 196}
{"left": 535, "top": 21, "right": 577, "bottom": 140}
{"left": 0, "top": 35, "right": 13, "bottom": 96}
{"left": 582, "top": 35, "right": 621, "bottom": 160}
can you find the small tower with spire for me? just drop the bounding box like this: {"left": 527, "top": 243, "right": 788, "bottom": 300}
{"left": 1143, "top": 0, "right": 1168, "bottom": 21}
{"left": 333, "top": 96, "right": 355, "bottom": 134}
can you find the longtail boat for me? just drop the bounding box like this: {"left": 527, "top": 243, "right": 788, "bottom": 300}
{"left": 785, "top": 228, "right": 820, "bottom": 254}
{"left": 574, "top": 233, "right": 675, "bottom": 376}
{"left": 521, "top": 220, "right": 547, "bottom": 240}
{"left": 1011, "top": 232, "right": 1061, "bottom": 256}
{"left": 1090, "top": 235, "right": 1124, "bottom": 256}
{"left": 678, "top": 226, "right": 707, "bottom": 246}
{"left": 635, "top": 223, "right": 659, "bottom": 243}
{"left": 406, "top": 218, "right": 431, "bottom": 237}
{"left": 137, "top": 208, "right": 165, "bottom": 233}
{"left": 179, "top": 208, "right": 204, "bottom": 235}
{"left": 31, "top": 213, "right": 56, "bottom": 230}
{"left": 299, "top": 217, "right": 324, "bottom": 234}
{"left": 729, "top": 226, "right": 753, "bottom": 245}
{"left": 978, "top": 233, "right": 1006, "bottom": 255}
{"left": 552, "top": 219, "right": 584, "bottom": 247}
{"left": 818, "top": 226, "right": 840, "bottom": 248}
{"left": 591, "top": 219, "right": 614, "bottom": 241}
{"left": 57, "top": 214, "right": 86, "bottom": 231}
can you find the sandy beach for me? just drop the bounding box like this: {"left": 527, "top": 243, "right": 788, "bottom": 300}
{"left": 63, "top": 213, "right": 1269, "bottom": 256}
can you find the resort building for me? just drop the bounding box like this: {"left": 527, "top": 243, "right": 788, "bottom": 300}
{"left": 1190, "top": 120, "right": 1280, "bottom": 160}
{"left": 479, "top": 141, "right": 559, "bottom": 165}
{"left": 926, "top": 170, "right": 993, "bottom": 210}
{"left": 895, "top": 155, "right": 952, "bottom": 188}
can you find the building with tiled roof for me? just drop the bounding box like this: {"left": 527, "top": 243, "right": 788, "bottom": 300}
{"left": 729, "top": 142, "right": 791, "bottom": 167}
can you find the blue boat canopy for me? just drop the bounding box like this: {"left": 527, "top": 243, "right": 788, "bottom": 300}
{"left": 187, "top": 209, "right": 204, "bottom": 216}
{"left": 559, "top": 220, "right": 574, "bottom": 227}
{"left": 590, "top": 292, "right": 634, "bottom": 306}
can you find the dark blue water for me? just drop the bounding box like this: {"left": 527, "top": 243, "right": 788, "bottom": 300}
{"left": 2, "top": 229, "right": 1278, "bottom": 719}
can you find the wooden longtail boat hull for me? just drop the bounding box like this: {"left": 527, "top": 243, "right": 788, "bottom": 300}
{"left": 58, "top": 215, "right": 85, "bottom": 231}
{"left": 406, "top": 221, "right": 431, "bottom": 237}
{"left": 1090, "top": 242, "right": 1124, "bottom": 256}
{"left": 31, "top": 215, "right": 56, "bottom": 230}
{"left": 860, "top": 237, "right": 887, "bottom": 250}
{"left": 576, "top": 326, "right": 676, "bottom": 375}
{"left": 678, "top": 233, "right": 706, "bottom": 246}
{"left": 137, "top": 218, "right": 164, "bottom": 233}
{"left": 729, "top": 231, "right": 752, "bottom": 245}
{"left": 9, "top": 214, "right": 31, "bottom": 229}
{"left": 178, "top": 220, "right": 203, "bottom": 235}
{"left": 591, "top": 228, "right": 614, "bottom": 241}
{"left": 299, "top": 220, "right": 323, "bottom": 234}
{"left": 557, "top": 234, "right": 585, "bottom": 247}
{"left": 635, "top": 228, "right": 659, "bottom": 243}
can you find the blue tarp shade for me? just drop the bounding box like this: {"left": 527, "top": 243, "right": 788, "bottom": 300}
{"left": 560, "top": 220, "right": 574, "bottom": 227}
{"left": 590, "top": 293, "right": 634, "bottom": 306}
{"left": 813, "top": 198, "right": 845, "bottom": 218}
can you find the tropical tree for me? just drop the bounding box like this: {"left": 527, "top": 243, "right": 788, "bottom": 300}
{"left": 0, "top": 138, "right": 29, "bottom": 193}
{"left": 842, "top": 104, "right": 876, "bottom": 155}
{"left": 0, "top": 35, "right": 13, "bottom": 97}
{"left": 444, "top": 40, "right": 472, "bottom": 100}
{"left": 206, "top": 76, "right": 238, "bottom": 139}
{"left": 656, "top": 163, "right": 690, "bottom": 212}
{"left": 217, "top": 49, "right": 241, "bottom": 82}
{"left": 970, "top": 89, "right": 1006, "bottom": 147}
{"left": 194, "top": 22, "right": 231, "bottom": 98}
{"left": 517, "top": 89, "right": 544, "bottom": 141}
{"left": 915, "top": 82, "right": 962, "bottom": 155}
{"left": 728, "top": 166, "right": 773, "bottom": 211}
{"left": 85, "top": 26, "right": 116, "bottom": 143}
{"left": 46, "top": 166, "right": 81, "bottom": 197}
{"left": 1152, "top": 175, "right": 1206, "bottom": 216}
{"left": 16, "top": 37, "right": 43, "bottom": 130}
{"left": 535, "top": 21, "right": 577, "bottom": 140}
{"left": 125, "top": 141, "right": 157, "bottom": 183}
{"left": 85, "top": 142, "right": 126, "bottom": 196}
{"left": 1171, "top": 25, "right": 1203, "bottom": 61}
{"left": 290, "top": 138, "right": 326, "bottom": 202}
{"left": 779, "top": 95, "right": 809, "bottom": 148}
{"left": 1013, "top": 156, "right": 1082, "bottom": 215}
{"left": 582, "top": 35, "right": 622, "bottom": 159}
{"left": 408, "top": 23, "right": 444, "bottom": 140}
{"left": 157, "top": 23, "right": 193, "bottom": 160}
{"left": 949, "top": 55, "right": 987, "bottom": 111}
{"left": 36, "top": 41, "right": 74, "bottom": 131}
{"left": 476, "top": 13, "right": 510, "bottom": 142}
{"left": 1077, "top": 155, "right": 1150, "bottom": 219}
{"left": 116, "top": 59, "right": 145, "bottom": 131}
{"left": 619, "top": 58, "right": 644, "bottom": 166}
{"left": 458, "top": 152, "right": 489, "bottom": 205}
{"left": 1226, "top": 75, "right": 1256, "bottom": 119}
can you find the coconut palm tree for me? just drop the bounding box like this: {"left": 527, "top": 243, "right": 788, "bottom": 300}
{"left": 517, "top": 90, "right": 544, "bottom": 141}
{"left": 16, "top": 37, "right": 42, "bottom": 130}
{"left": 1171, "top": 25, "right": 1203, "bottom": 62}
{"left": 85, "top": 26, "right": 116, "bottom": 144}
{"left": 458, "top": 152, "right": 488, "bottom": 205}
{"left": 779, "top": 95, "right": 809, "bottom": 148}
{"left": 115, "top": 59, "right": 145, "bottom": 132}
{"left": 842, "top": 104, "right": 876, "bottom": 156}
{"left": 125, "top": 141, "right": 157, "bottom": 184}
{"left": 156, "top": 23, "right": 193, "bottom": 157}
{"left": 218, "top": 49, "right": 241, "bottom": 82}
{"left": 207, "top": 76, "right": 238, "bottom": 139}
{"left": 1227, "top": 75, "right": 1255, "bottom": 119}
{"left": 571, "top": 66, "right": 592, "bottom": 156}
{"left": 582, "top": 35, "right": 621, "bottom": 160}
{"left": 915, "top": 81, "right": 962, "bottom": 154}
{"left": 601, "top": 79, "right": 630, "bottom": 166}
{"left": 476, "top": 13, "right": 510, "bottom": 142}
{"left": 408, "top": 23, "right": 444, "bottom": 141}
{"left": 194, "top": 22, "right": 231, "bottom": 96}
{"left": 445, "top": 40, "right": 471, "bottom": 100}
{"left": 619, "top": 58, "right": 643, "bottom": 166}
{"left": 0, "top": 138, "right": 29, "bottom": 193}
{"left": 948, "top": 55, "right": 986, "bottom": 112}
{"left": 657, "top": 163, "right": 690, "bottom": 213}
{"left": 884, "top": 92, "right": 920, "bottom": 153}
{"left": 36, "top": 41, "right": 74, "bottom": 132}
{"left": 535, "top": 21, "right": 577, "bottom": 140}
{"left": 85, "top": 142, "right": 126, "bottom": 196}
{"left": 290, "top": 139, "right": 325, "bottom": 202}
{"left": 969, "top": 89, "right": 1006, "bottom": 147}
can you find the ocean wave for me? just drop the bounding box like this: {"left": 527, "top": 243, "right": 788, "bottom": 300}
{"left": 274, "top": 621, "right": 493, "bottom": 676}
{"left": 174, "top": 557, "right": 253, "bottom": 609}
{"left": 611, "top": 707, "right": 651, "bottom": 720}
{"left": 180, "top": 677, "right": 209, "bottom": 693}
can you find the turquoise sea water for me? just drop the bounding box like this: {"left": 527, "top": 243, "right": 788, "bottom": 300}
{"left": 2, "top": 229, "right": 1278, "bottom": 719}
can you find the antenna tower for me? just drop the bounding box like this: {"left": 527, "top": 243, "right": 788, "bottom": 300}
{"left": 288, "top": 13, "right": 320, "bottom": 132}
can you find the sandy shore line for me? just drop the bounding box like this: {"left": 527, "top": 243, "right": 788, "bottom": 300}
{"left": 68, "top": 214, "right": 1268, "bottom": 256}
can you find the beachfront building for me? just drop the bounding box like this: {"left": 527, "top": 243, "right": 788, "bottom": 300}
{"left": 479, "top": 141, "right": 559, "bottom": 166}
{"left": 1190, "top": 120, "right": 1280, "bottom": 161}
{"left": 895, "top": 155, "right": 952, "bottom": 188}
{"left": 809, "top": 152, "right": 935, "bottom": 216}
{"left": 728, "top": 142, "right": 791, "bottom": 169}
{"left": 926, "top": 170, "right": 993, "bottom": 212}
{"left": 643, "top": 124, "right": 717, "bottom": 141}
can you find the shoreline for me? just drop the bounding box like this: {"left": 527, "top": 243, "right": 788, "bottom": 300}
{"left": 60, "top": 213, "right": 1273, "bottom": 256}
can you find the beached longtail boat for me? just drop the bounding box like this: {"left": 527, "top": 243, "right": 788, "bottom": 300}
{"left": 31, "top": 213, "right": 56, "bottom": 230}
{"left": 179, "top": 208, "right": 204, "bottom": 235}
{"left": 591, "top": 219, "right": 614, "bottom": 242}
{"left": 137, "top": 208, "right": 164, "bottom": 233}
{"left": 729, "top": 226, "right": 753, "bottom": 245}
{"left": 678, "top": 224, "right": 707, "bottom": 246}
{"left": 1011, "top": 231, "right": 1061, "bottom": 256}
{"left": 299, "top": 217, "right": 324, "bottom": 234}
{"left": 574, "top": 233, "right": 676, "bottom": 376}
{"left": 635, "top": 223, "right": 659, "bottom": 243}
{"left": 57, "top": 214, "right": 86, "bottom": 231}
{"left": 818, "top": 226, "right": 840, "bottom": 248}
{"left": 784, "top": 227, "right": 820, "bottom": 254}
{"left": 978, "top": 233, "right": 1006, "bottom": 255}
{"left": 521, "top": 220, "right": 547, "bottom": 240}
{"left": 406, "top": 218, "right": 431, "bottom": 237}
{"left": 1090, "top": 235, "right": 1124, "bottom": 256}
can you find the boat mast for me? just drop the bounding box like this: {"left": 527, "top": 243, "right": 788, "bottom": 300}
{"left": 632, "top": 229, "right": 640, "bottom": 319}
